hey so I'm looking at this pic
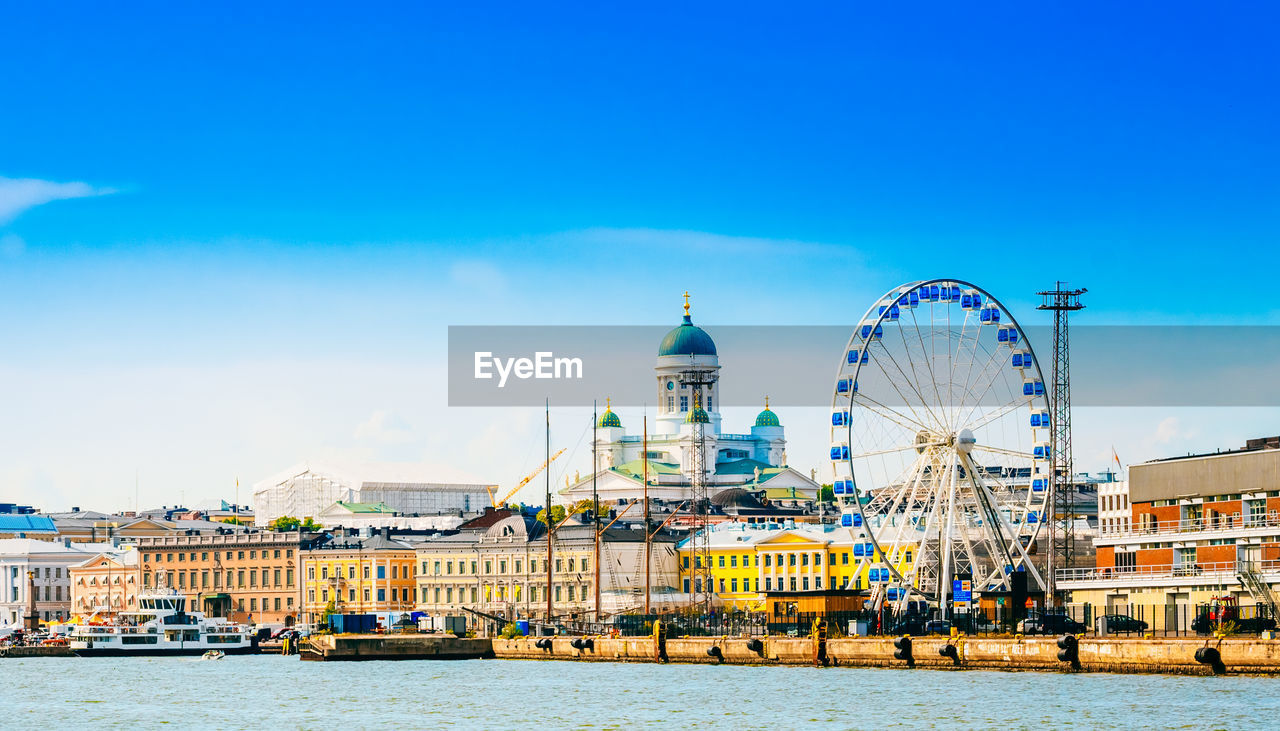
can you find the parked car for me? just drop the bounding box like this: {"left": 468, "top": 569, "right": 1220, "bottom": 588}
{"left": 1095, "top": 615, "right": 1148, "bottom": 633}
{"left": 1017, "top": 613, "right": 1087, "bottom": 635}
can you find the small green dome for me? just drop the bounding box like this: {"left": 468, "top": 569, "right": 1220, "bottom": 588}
{"left": 599, "top": 409, "right": 622, "bottom": 428}
{"left": 658, "top": 313, "right": 717, "bottom": 357}
{"left": 685, "top": 405, "right": 711, "bottom": 424}
{"left": 754, "top": 408, "right": 780, "bottom": 428}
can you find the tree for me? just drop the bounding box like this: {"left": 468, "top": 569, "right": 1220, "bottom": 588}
{"left": 320, "top": 599, "right": 337, "bottom": 628}
{"left": 499, "top": 622, "right": 524, "bottom": 639}
{"left": 268, "top": 516, "right": 323, "bottom": 532}
{"left": 536, "top": 505, "right": 567, "bottom": 527}
{"left": 819, "top": 485, "right": 836, "bottom": 502}
{"left": 221, "top": 516, "right": 248, "bottom": 526}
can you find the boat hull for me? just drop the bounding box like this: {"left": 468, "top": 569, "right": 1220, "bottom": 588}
{"left": 72, "top": 644, "right": 258, "bottom": 657}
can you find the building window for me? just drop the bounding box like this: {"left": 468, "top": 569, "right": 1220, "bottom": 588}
{"left": 790, "top": 577, "right": 798, "bottom": 591}
{"left": 321, "top": 567, "right": 328, "bottom": 580}
{"left": 250, "top": 598, "right": 257, "bottom": 611}
{"left": 347, "top": 565, "right": 355, "bottom": 579}
{"left": 680, "top": 396, "right": 688, "bottom": 411}
{"left": 308, "top": 567, "right": 315, "bottom": 580}
{"left": 433, "top": 561, "right": 441, "bottom": 575}
{"left": 763, "top": 554, "right": 771, "bottom": 567}
{"left": 286, "top": 569, "right": 294, "bottom": 586}
{"left": 446, "top": 588, "right": 453, "bottom": 603}
{"left": 683, "top": 579, "right": 691, "bottom": 593}
{"left": 274, "top": 597, "right": 281, "bottom": 611}
{"left": 363, "top": 566, "right": 370, "bottom": 579}
{"left": 730, "top": 555, "right": 737, "bottom": 568}
{"left": 308, "top": 590, "right": 315, "bottom": 603}
{"left": 667, "top": 396, "right": 674, "bottom": 412}
{"left": 801, "top": 553, "right": 808, "bottom": 567}
{"left": 555, "top": 585, "right": 562, "bottom": 601}
{"left": 764, "top": 577, "right": 772, "bottom": 591}
{"left": 789, "top": 554, "right": 797, "bottom": 567}
{"left": 377, "top": 589, "right": 386, "bottom": 602}
{"left": 363, "top": 589, "right": 370, "bottom": 602}
{"left": 348, "top": 588, "right": 355, "bottom": 602}
{"left": 273, "top": 569, "right": 280, "bottom": 586}
{"left": 731, "top": 578, "right": 738, "bottom": 592}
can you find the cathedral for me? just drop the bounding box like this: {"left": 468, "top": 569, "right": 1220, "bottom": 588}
{"left": 562, "top": 295, "right": 821, "bottom": 503}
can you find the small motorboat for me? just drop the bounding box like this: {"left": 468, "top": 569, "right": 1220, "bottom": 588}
{"left": 201, "top": 650, "right": 225, "bottom": 660}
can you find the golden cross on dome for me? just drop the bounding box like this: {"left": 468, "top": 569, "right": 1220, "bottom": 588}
{"left": 605, "top": 397, "right": 611, "bottom": 410}
{"left": 765, "top": 395, "right": 770, "bottom": 409}
{"left": 683, "top": 291, "right": 691, "bottom": 316}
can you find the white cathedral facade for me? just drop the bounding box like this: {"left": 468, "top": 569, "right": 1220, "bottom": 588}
{"left": 563, "top": 297, "right": 821, "bottom": 503}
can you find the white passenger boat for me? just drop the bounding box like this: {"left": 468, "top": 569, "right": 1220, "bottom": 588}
{"left": 69, "top": 590, "right": 255, "bottom": 657}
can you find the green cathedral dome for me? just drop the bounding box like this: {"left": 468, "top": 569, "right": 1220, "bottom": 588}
{"left": 658, "top": 294, "right": 716, "bottom": 357}
{"left": 598, "top": 408, "right": 622, "bottom": 428}
{"left": 754, "top": 408, "right": 780, "bottom": 427}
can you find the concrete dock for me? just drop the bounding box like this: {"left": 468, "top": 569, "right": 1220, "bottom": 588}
{"left": 490, "top": 635, "right": 1280, "bottom": 676}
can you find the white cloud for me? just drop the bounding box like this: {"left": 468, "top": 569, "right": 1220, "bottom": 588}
{"left": 0, "top": 176, "right": 116, "bottom": 224}
{"left": 449, "top": 260, "right": 507, "bottom": 290}
{"left": 353, "top": 409, "right": 414, "bottom": 445}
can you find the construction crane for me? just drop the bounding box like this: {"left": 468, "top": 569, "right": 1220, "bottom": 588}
{"left": 488, "top": 449, "right": 566, "bottom": 508}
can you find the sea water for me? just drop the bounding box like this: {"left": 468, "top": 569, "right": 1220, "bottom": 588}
{"left": 2, "top": 655, "right": 1274, "bottom": 729}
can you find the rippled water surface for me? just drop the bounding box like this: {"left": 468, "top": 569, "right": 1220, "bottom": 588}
{"left": 2, "top": 655, "right": 1274, "bottom": 729}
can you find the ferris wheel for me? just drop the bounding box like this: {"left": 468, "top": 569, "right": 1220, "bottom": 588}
{"left": 830, "top": 279, "right": 1051, "bottom": 615}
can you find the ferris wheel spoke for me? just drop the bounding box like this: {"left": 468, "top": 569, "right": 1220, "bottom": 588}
{"left": 955, "top": 337, "right": 1020, "bottom": 429}
{"left": 962, "top": 398, "right": 1027, "bottom": 434}
{"left": 969, "top": 444, "right": 1035, "bottom": 461}
{"left": 866, "top": 336, "right": 947, "bottom": 432}
{"left": 904, "top": 304, "right": 947, "bottom": 418}
{"left": 851, "top": 392, "right": 935, "bottom": 436}
{"left": 850, "top": 442, "right": 940, "bottom": 461}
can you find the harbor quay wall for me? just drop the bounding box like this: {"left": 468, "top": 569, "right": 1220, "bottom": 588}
{"left": 490, "top": 636, "right": 1280, "bottom": 675}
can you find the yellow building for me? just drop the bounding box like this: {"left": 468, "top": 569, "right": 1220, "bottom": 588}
{"left": 677, "top": 521, "right": 913, "bottom": 610}
{"left": 415, "top": 513, "right": 684, "bottom": 623}
{"left": 300, "top": 533, "right": 418, "bottom": 626}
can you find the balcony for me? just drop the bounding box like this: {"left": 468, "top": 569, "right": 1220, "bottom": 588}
{"left": 1097, "top": 512, "right": 1279, "bottom": 541}
{"left": 1057, "top": 559, "right": 1280, "bottom": 588}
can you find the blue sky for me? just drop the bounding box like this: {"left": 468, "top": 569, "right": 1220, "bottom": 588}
{"left": 1, "top": 2, "right": 1278, "bottom": 511}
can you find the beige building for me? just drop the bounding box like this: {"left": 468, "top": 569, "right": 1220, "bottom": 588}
{"left": 69, "top": 549, "right": 140, "bottom": 619}
{"left": 136, "top": 530, "right": 325, "bottom": 626}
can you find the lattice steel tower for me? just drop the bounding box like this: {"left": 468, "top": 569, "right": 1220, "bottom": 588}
{"left": 1038, "top": 282, "right": 1086, "bottom": 599}
{"left": 679, "top": 358, "right": 717, "bottom": 610}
